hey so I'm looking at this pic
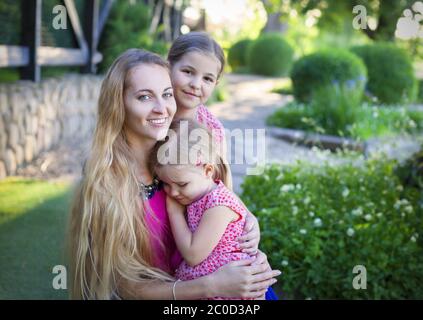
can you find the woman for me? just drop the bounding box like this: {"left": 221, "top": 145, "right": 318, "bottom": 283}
{"left": 68, "top": 48, "right": 280, "bottom": 299}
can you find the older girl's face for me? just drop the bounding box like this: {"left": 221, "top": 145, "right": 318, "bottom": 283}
{"left": 123, "top": 64, "right": 177, "bottom": 143}
{"left": 170, "top": 51, "right": 221, "bottom": 112}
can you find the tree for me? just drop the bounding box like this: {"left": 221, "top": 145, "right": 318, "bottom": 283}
{"left": 259, "top": 0, "right": 416, "bottom": 41}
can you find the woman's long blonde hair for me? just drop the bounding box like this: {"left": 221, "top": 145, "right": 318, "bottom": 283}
{"left": 68, "top": 49, "right": 173, "bottom": 300}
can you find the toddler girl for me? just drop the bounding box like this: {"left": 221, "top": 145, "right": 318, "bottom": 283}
{"left": 151, "top": 119, "right": 255, "bottom": 300}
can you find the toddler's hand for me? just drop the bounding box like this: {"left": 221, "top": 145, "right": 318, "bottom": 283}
{"left": 166, "top": 196, "right": 186, "bottom": 215}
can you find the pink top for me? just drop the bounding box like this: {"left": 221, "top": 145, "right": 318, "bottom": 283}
{"left": 144, "top": 187, "right": 182, "bottom": 274}
{"left": 175, "top": 181, "right": 251, "bottom": 300}
{"left": 196, "top": 104, "right": 225, "bottom": 146}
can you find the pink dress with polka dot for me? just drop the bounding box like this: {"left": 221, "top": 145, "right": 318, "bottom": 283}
{"left": 174, "top": 180, "right": 252, "bottom": 300}
{"left": 196, "top": 104, "right": 225, "bottom": 147}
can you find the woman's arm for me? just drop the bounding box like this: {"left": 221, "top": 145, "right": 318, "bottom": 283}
{"left": 117, "top": 254, "right": 281, "bottom": 300}
{"left": 167, "top": 197, "right": 238, "bottom": 266}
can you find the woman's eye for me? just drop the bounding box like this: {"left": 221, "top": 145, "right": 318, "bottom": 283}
{"left": 138, "top": 95, "right": 151, "bottom": 101}
{"left": 204, "top": 77, "right": 214, "bottom": 83}
{"left": 163, "top": 92, "right": 173, "bottom": 98}
{"left": 178, "top": 183, "right": 187, "bottom": 187}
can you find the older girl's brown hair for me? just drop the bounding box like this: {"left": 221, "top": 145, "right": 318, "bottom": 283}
{"left": 167, "top": 31, "right": 225, "bottom": 77}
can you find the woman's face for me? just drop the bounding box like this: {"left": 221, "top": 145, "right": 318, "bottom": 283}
{"left": 123, "top": 64, "right": 177, "bottom": 143}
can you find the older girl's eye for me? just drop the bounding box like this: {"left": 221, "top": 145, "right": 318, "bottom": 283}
{"left": 163, "top": 92, "right": 173, "bottom": 99}
{"left": 138, "top": 95, "right": 151, "bottom": 101}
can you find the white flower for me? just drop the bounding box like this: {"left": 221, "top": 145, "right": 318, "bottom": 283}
{"left": 396, "top": 185, "right": 404, "bottom": 192}
{"left": 314, "top": 218, "right": 323, "bottom": 227}
{"left": 411, "top": 236, "right": 417, "bottom": 242}
{"left": 292, "top": 206, "right": 299, "bottom": 216}
{"left": 263, "top": 174, "right": 270, "bottom": 181}
{"left": 394, "top": 200, "right": 401, "bottom": 210}
{"left": 300, "top": 229, "right": 307, "bottom": 235}
{"left": 309, "top": 211, "right": 315, "bottom": 217}
{"left": 280, "top": 184, "right": 295, "bottom": 192}
{"left": 339, "top": 220, "right": 344, "bottom": 225}
{"left": 364, "top": 214, "right": 372, "bottom": 221}
{"left": 304, "top": 197, "right": 311, "bottom": 205}
{"left": 409, "top": 120, "right": 416, "bottom": 128}
{"left": 281, "top": 260, "right": 289, "bottom": 266}
{"left": 296, "top": 184, "right": 302, "bottom": 190}
{"left": 347, "top": 228, "right": 355, "bottom": 237}
{"left": 376, "top": 212, "right": 383, "bottom": 218}
{"left": 352, "top": 207, "right": 363, "bottom": 216}
{"left": 276, "top": 173, "right": 284, "bottom": 180}
{"left": 342, "top": 188, "right": 350, "bottom": 198}
{"left": 405, "top": 206, "right": 413, "bottom": 213}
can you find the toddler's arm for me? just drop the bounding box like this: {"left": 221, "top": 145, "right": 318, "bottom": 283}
{"left": 167, "top": 196, "right": 238, "bottom": 267}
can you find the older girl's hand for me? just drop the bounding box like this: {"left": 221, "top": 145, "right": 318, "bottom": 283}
{"left": 209, "top": 251, "right": 281, "bottom": 299}
{"left": 239, "top": 211, "right": 260, "bottom": 254}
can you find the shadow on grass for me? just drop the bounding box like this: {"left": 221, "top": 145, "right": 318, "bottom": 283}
{"left": 0, "top": 188, "right": 74, "bottom": 299}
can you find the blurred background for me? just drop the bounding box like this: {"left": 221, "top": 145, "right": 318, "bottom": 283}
{"left": 0, "top": 0, "right": 422, "bottom": 299}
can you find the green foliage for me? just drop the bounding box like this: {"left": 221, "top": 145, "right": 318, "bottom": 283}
{"left": 98, "top": 0, "right": 168, "bottom": 73}
{"left": 290, "top": 49, "right": 367, "bottom": 103}
{"left": 208, "top": 78, "right": 228, "bottom": 104}
{"left": 396, "top": 144, "right": 423, "bottom": 192}
{"left": 241, "top": 158, "right": 423, "bottom": 299}
{"left": 351, "top": 43, "right": 418, "bottom": 105}
{"left": 247, "top": 33, "right": 294, "bottom": 76}
{"left": 0, "top": 0, "right": 21, "bottom": 45}
{"left": 271, "top": 79, "right": 293, "bottom": 95}
{"left": 267, "top": 99, "right": 423, "bottom": 140}
{"left": 227, "top": 39, "right": 254, "bottom": 72}
{"left": 418, "top": 79, "right": 423, "bottom": 103}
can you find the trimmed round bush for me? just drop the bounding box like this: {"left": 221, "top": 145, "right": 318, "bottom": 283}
{"left": 228, "top": 39, "right": 253, "bottom": 72}
{"left": 290, "top": 49, "right": 367, "bottom": 103}
{"left": 351, "top": 43, "right": 417, "bottom": 105}
{"left": 247, "top": 33, "right": 294, "bottom": 77}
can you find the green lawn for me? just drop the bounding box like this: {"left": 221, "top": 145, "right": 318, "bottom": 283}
{"left": 0, "top": 177, "right": 73, "bottom": 299}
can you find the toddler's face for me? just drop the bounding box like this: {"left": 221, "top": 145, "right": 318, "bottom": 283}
{"left": 157, "top": 165, "right": 215, "bottom": 206}
{"left": 170, "top": 51, "right": 221, "bottom": 111}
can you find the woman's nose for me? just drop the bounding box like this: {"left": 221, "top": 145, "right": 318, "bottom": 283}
{"left": 152, "top": 99, "right": 166, "bottom": 113}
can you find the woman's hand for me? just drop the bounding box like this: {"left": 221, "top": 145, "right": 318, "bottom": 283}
{"left": 239, "top": 211, "right": 260, "bottom": 254}
{"left": 166, "top": 196, "right": 185, "bottom": 215}
{"left": 208, "top": 251, "right": 281, "bottom": 299}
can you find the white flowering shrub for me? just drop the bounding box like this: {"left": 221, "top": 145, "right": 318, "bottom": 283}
{"left": 241, "top": 157, "right": 423, "bottom": 299}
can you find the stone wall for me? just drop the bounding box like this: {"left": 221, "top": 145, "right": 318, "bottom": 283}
{"left": 0, "top": 74, "right": 103, "bottom": 179}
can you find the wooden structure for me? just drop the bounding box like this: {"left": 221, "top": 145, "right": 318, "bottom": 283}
{"left": 0, "top": 0, "right": 114, "bottom": 82}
